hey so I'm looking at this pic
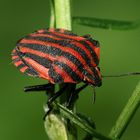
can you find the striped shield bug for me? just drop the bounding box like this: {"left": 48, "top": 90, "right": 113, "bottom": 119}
{"left": 11, "top": 28, "right": 102, "bottom": 114}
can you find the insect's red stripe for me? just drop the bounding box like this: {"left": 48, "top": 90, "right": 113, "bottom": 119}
{"left": 20, "top": 66, "right": 28, "bottom": 73}
{"left": 14, "top": 60, "right": 23, "bottom": 66}
{"left": 20, "top": 39, "right": 94, "bottom": 76}
{"left": 12, "top": 49, "right": 16, "bottom": 53}
{"left": 12, "top": 55, "right": 19, "bottom": 60}
{"left": 31, "top": 34, "right": 96, "bottom": 67}
{"left": 19, "top": 47, "right": 83, "bottom": 79}
{"left": 52, "top": 64, "right": 75, "bottom": 83}
{"left": 93, "top": 47, "right": 100, "bottom": 60}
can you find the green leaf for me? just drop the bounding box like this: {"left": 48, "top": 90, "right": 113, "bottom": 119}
{"left": 55, "top": 102, "right": 115, "bottom": 140}
{"left": 73, "top": 17, "right": 140, "bottom": 30}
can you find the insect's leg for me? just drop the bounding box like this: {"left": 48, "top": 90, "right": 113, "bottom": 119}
{"left": 24, "top": 83, "right": 53, "bottom": 92}
{"left": 74, "top": 83, "right": 88, "bottom": 95}
{"left": 44, "top": 85, "right": 68, "bottom": 117}
{"left": 66, "top": 83, "right": 88, "bottom": 108}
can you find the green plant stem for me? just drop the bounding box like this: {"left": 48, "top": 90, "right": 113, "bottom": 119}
{"left": 54, "top": 0, "right": 77, "bottom": 139}
{"left": 49, "top": 0, "right": 55, "bottom": 28}
{"left": 109, "top": 81, "right": 140, "bottom": 139}
{"left": 54, "top": 0, "right": 71, "bottom": 30}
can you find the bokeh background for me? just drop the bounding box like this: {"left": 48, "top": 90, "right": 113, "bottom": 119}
{"left": 0, "top": 0, "right": 140, "bottom": 139}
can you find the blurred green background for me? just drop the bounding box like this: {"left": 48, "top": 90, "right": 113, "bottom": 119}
{"left": 0, "top": 0, "right": 140, "bottom": 139}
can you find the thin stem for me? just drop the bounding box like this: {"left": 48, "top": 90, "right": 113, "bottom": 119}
{"left": 102, "top": 72, "right": 140, "bottom": 78}
{"left": 109, "top": 81, "right": 140, "bottom": 139}
{"left": 54, "top": 0, "right": 71, "bottom": 30}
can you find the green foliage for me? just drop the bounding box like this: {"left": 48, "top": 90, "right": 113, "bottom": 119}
{"left": 73, "top": 17, "right": 140, "bottom": 30}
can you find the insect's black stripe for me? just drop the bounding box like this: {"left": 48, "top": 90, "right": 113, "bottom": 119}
{"left": 48, "top": 66, "right": 64, "bottom": 83}
{"left": 24, "top": 36, "right": 91, "bottom": 66}
{"left": 79, "top": 40, "right": 99, "bottom": 65}
{"left": 25, "top": 53, "right": 52, "bottom": 68}
{"left": 54, "top": 61, "right": 81, "bottom": 82}
{"left": 12, "top": 57, "right": 21, "bottom": 63}
{"left": 34, "top": 32, "right": 99, "bottom": 65}
{"left": 17, "top": 63, "right": 25, "bottom": 69}
{"left": 25, "top": 68, "right": 39, "bottom": 77}
{"left": 17, "top": 43, "right": 84, "bottom": 73}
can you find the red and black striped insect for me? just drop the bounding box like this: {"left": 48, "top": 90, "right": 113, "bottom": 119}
{"left": 11, "top": 28, "right": 102, "bottom": 114}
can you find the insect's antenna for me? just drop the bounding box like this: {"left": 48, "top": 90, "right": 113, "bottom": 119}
{"left": 102, "top": 72, "right": 140, "bottom": 78}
